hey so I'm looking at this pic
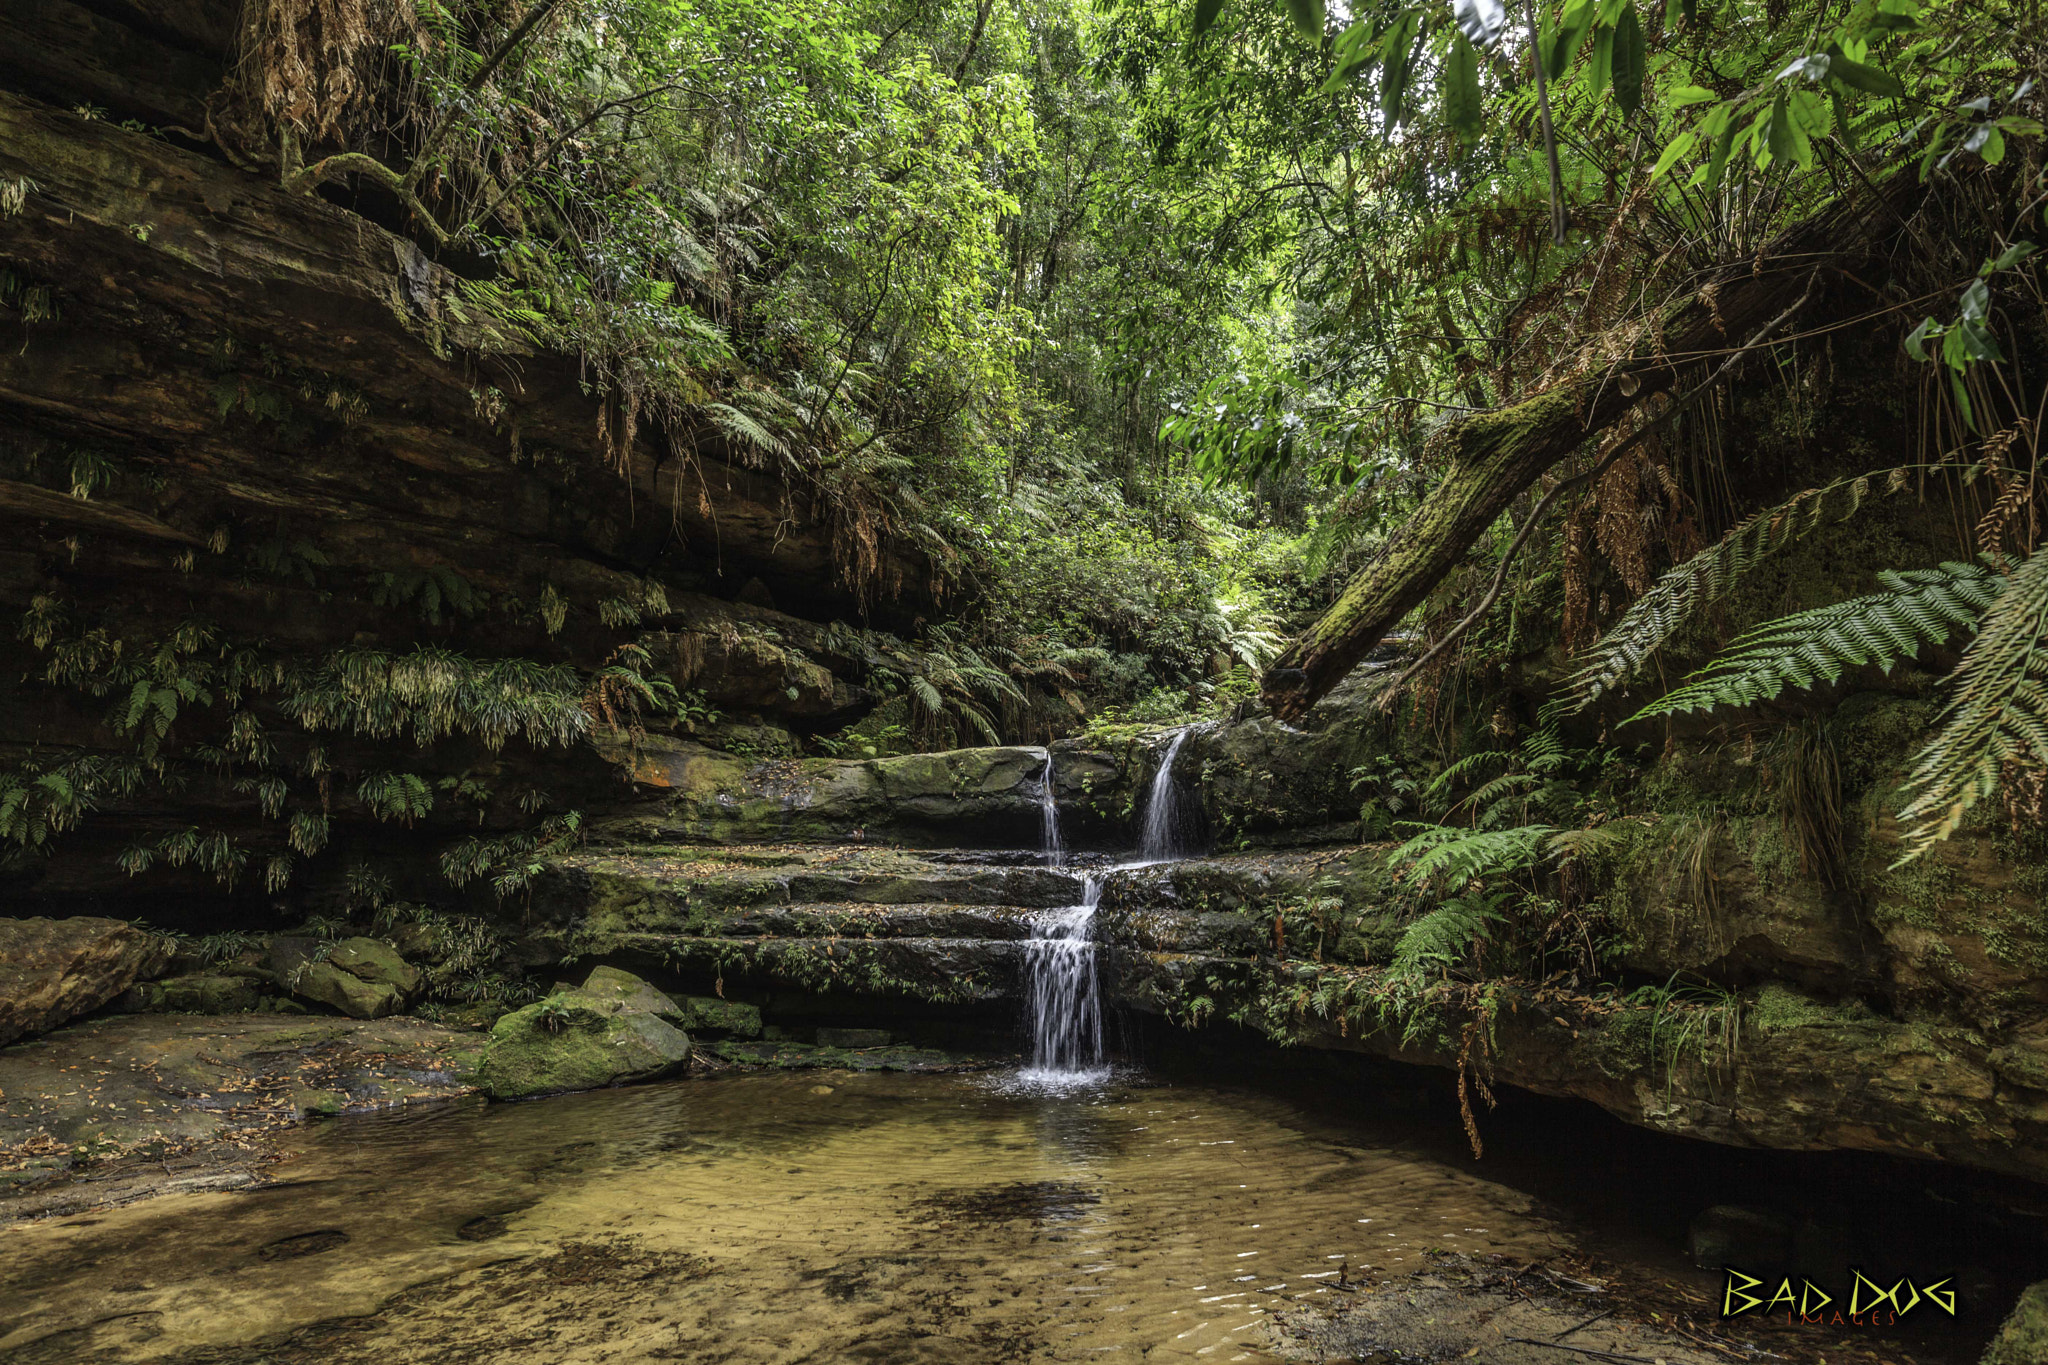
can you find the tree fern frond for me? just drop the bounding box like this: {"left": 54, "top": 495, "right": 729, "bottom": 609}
{"left": 1567, "top": 465, "right": 1937, "bottom": 710}
{"left": 1628, "top": 562, "right": 2000, "bottom": 723}
{"left": 1895, "top": 543, "right": 2048, "bottom": 859}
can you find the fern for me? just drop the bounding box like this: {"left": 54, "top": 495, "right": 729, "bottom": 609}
{"left": 1895, "top": 542, "right": 2048, "bottom": 859}
{"left": 357, "top": 771, "right": 435, "bottom": 825}
{"left": 1393, "top": 822, "right": 1557, "bottom": 890}
{"left": 1385, "top": 890, "right": 1510, "bottom": 987}
{"left": 1629, "top": 561, "right": 2000, "bottom": 722}
{"left": 1567, "top": 465, "right": 1931, "bottom": 710}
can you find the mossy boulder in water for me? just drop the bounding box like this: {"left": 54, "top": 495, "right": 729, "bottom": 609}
{"left": 480, "top": 967, "right": 692, "bottom": 1099}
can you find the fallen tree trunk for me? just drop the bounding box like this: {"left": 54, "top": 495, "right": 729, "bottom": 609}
{"left": 1259, "top": 170, "right": 1936, "bottom": 722}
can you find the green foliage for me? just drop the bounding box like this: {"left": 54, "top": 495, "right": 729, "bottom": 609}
{"left": 372, "top": 567, "right": 487, "bottom": 624}
{"left": 1629, "top": 561, "right": 1999, "bottom": 722}
{"left": 1568, "top": 466, "right": 1933, "bottom": 710}
{"left": 1393, "top": 822, "right": 1559, "bottom": 892}
{"left": 357, "top": 772, "right": 435, "bottom": 825}
{"left": 440, "top": 812, "right": 585, "bottom": 897}
{"left": 1349, "top": 754, "right": 1418, "bottom": 839}
{"left": 1385, "top": 889, "right": 1510, "bottom": 989}
{"left": 1896, "top": 541, "right": 2048, "bottom": 858}
{"left": 0, "top": 756, "right": 140, "bottom": 857}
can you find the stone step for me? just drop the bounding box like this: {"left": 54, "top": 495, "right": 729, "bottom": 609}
{"left": 530, "top": 847, "right": 1089, "bottom": 936}
{"left": 556, "top": 902, "right": 1046, "bottom": 944}
{"left": 652, "top": 934, "right": 1029, "bottom": 1005}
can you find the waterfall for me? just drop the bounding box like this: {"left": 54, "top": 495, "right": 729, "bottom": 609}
{"left": 1035, "top": 748, "right": 1064, "bottom": 869}
{"left": 1023, "top": 875, "right": 1105, "bottom": 1075}
{"left": 1137, "top": 725, "right": 1196, "bottom": 863}
{"left": 1020, "top": 747, "right": 1104, "bottom": 1079}
{"left": 1018, "top": 730, "right": 1201, "bottom": 1082}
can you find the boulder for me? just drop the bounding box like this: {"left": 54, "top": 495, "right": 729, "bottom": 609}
{"left": 269, "top": 936, "right": 417, "bottom": 1019}
{"left": 1982, "top": 1281, "right": 2048, "bottom": 1365}
{"left": 0, "top": 917, "right": 172, "bottom": 1045}
{"left": 324, "top": 938, "right": 423, "bottom": 996}
{"left": 293, "top": 962, "right": 402, "bottom": 1020}
{"left": 574, "top": 965, "right": 686, "bottom": 1023}
{"left": 478, "top": 967, "right": 691, "bottom": 1099}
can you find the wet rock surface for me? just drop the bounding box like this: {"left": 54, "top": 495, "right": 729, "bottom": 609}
{"left": 0, "top": 1013, "right": 484, "bottom": 1219}
{"left": 0, "top": 918, "right": 173, "bottom": 1045}
{"left": 1270, "top": 1253, "right": 1730, "bottom": 1365}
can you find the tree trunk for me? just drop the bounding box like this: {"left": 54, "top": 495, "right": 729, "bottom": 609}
{"left": 1259, "top": 168, "right": 1936, "bottom": 722}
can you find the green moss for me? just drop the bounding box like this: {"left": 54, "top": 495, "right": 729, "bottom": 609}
{"left": 477, "top": 993, "right": 691, "bottom": 1099}
{"left": 1749, "top": 982, "right": 1876, "bottom": 1032}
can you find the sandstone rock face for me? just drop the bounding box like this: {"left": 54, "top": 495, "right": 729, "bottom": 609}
{"left": 596, "top": 740, "right": 1084, "bottom": 845}
{"left": 0, "top": 918, "right": 171, "bottom": 1045}
{"left": 478, "top": 967, "right": 691, "bottom": 1100}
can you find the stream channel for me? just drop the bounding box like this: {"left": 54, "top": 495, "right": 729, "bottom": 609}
{"left": 0, "top": 732, "right": 2023, "bottom": 1364}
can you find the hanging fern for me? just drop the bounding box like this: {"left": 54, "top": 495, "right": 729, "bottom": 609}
{"left": 1895, "top": 542, "right": 2048, "bottom": 860}
{"left": 1566, "top": 465, "right": 1929, "bottom": 711}
{"left": 1384, "top": 890, "right": 1511, "bottom": 989}
{"left": 1628, "top": 562, "right": 2001, "bottom": 722}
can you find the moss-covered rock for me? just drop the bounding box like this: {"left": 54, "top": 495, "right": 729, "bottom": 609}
{"left": 573, "top": 964, "right": 686, "bottom": 1022}
{"left": 118, "top": 973, "right": 262, "bottom": 1015}
{"left": 677, "top": 996, "right": 762, "bottom": 1037}
{"left": 478, "top": 967, "right": 692, "bottom": 1100}
{"left": 324, "top": 939, "right": 423, "bottom": 997}
{"left": 292, "top": 962, "right": 402, "bottom": 1020}
{"left": 265, "top": 936, "right": 426, "bottom": 1019}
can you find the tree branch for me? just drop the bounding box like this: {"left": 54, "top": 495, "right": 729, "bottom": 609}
{"left": 1381, "top": 272, "right": 1822, "bottom": 697}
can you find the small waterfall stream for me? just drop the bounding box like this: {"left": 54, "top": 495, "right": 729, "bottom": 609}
{"left": 1020, "top": 729, "right": 1198, "bottom": 1082}
{"left": 1136, "top": 724, "right": 1197, "bottom": 863}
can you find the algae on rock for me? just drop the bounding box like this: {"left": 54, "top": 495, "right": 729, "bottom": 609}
{"left": 478, "top": 967, "right": 692, "bottom": 1100}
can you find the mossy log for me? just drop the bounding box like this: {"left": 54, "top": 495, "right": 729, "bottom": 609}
{"left": 1260, "top": 170, "right": 1938, "bottom": 721}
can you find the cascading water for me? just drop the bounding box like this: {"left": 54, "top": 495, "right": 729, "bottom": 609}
{"left": 1035, "top": 748, "right": 1065, "bottom": 870}
{"left": 1021, "top": 748, "right": 1105, "bottom": 1079}
{"left": 1023, "top": 875, "right": 1105, "bottom": 1075}
{"left": 1018, "top": 731, "right": 1200, "bottom": 1082}
{"left": 1137, "top": 725, "right": 1197, "bottom": 862}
